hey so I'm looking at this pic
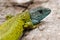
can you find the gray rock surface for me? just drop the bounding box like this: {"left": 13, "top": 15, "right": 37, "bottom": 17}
{"left": 0, "top": 0, "right": 60, "bottom": 40}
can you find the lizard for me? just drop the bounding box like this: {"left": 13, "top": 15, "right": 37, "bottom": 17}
{"left": 0, "top": 7, "right": 51, "bottom": 40}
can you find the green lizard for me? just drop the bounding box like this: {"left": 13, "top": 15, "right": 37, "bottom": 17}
{"left": 0, "top": 7, "right": 51, "bottom": 40}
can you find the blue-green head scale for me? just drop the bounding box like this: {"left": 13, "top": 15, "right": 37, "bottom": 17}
{"left": 29, "top": 7, "right": 51, "bottom": 25}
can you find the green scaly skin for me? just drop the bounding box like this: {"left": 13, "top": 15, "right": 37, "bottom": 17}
{"left": 0, "top": 11, "right": 33, "bottom": 40}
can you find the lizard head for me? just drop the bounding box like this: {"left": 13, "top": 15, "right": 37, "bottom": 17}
{"left": 29, "top": 7, "right": 51, "bottom": 25}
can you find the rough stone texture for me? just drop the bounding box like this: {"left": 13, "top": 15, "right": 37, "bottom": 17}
{"left": 0, "top": 0, "right": 60, "bottom": 40}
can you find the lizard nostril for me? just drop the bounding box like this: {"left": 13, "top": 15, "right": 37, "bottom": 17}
{"left": 38, "top": 10, "right": 43, "bottom": 14}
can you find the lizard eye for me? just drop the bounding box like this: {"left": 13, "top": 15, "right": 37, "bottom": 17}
{"left": 38, "top": 10, "right": 43, "bottom": 14}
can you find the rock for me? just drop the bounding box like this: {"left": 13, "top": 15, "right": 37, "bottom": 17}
{"left": 0, "top": 0, "right": 60, "bottom": 40}
{"left": 8, "top": 0, "right": 32, "bottom": 4}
